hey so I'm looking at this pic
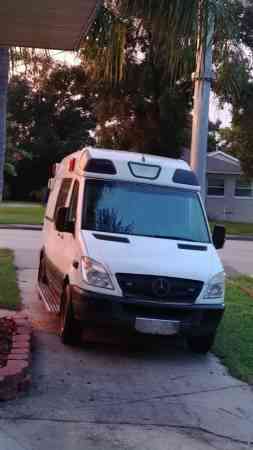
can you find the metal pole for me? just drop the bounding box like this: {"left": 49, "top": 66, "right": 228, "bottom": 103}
{"left": 191, "top": 3, "right": 214, "bottom": 201}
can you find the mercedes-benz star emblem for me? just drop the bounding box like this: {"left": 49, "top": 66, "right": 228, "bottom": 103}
{"left": 152, "top": 278, "right": 171, "bottom": 298}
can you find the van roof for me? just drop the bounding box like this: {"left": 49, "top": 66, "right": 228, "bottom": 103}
{"left": 57, "top": 147, "right": 200, "bottom": 191}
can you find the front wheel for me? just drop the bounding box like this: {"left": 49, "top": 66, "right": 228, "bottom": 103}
{"left": 187, "top": 333, "right": 215, "bottom": 354}
{"left": 60, "top": 285, "right": 81, "bottom": 345}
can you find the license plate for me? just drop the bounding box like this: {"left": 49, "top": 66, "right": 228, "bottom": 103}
{"left": 135, "top": 317, "right": 180, "bottom": 336}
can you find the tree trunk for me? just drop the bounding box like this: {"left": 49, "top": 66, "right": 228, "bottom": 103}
{"left": 0, "top": 48, "right": 9, "bottom": 201}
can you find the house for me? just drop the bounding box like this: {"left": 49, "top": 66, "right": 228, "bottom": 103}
{"left": 183, "top": 150, "right": 253, "bottom": 223}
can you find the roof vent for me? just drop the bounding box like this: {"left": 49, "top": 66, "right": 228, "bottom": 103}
{"left": 128, "top": 162, "right": 161, "bottom": 180}
{"left": 84, "top": 159, "right": 117, "bottom": 175}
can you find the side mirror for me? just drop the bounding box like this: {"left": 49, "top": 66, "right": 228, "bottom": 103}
{"left": 55, "top": 207, "right": 75, "bottom": 234}
{"left": 212, "top": 225, "right": 226, "bottom": 250}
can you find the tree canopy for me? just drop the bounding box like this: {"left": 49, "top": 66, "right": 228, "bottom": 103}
{"left": 212, "top": 0, "right": 253, "bottom": 177}
{"left": 80, "top": 0, "right": 253, "bottom": 175}
{"left": 6, "top": 64, "right": 96, "bottom": 200}
{"left": 4, "top": 0, "right": 253, "bottom": 200}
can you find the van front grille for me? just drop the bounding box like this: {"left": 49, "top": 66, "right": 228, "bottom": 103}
{"left": 116, "top": 274, "right": 203, "bottom": 304}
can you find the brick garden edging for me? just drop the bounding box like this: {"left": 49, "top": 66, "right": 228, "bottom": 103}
{"left": 0, "top": 314, "right": 32, "bottom": 400}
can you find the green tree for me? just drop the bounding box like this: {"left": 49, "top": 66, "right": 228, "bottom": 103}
{"left": 82, "top": 1, "right": 239, "bottom": 85}
{"left": 81, "top": 9, "right": 194, "bottom": 156}
{"left": 0, "top": 47, "right": 52, "bottom": 200}
{"left": 0, "top": 48, "right": 9, "bottom": 201}
{"left": 92, "top": 51, "right": 192, "bottom": 157}
{"left": 208, "top": 120, "right": 222, "bottom": 152}
{"left": 3, "top": 115, "right": 32, "bottom": 199}
{"left": 80, "top": 0, "right": 241, "bottom": 158}
{"left": 213, "top": 0, "right": 253, "bottom": 178}
{"left": 217, "top": 85, "right": 253, "bottom": 177}
{"left": 7, "top": 64, "right": 96, "bottom": 200}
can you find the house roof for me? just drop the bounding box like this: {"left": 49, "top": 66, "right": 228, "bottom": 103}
{"left": 0, "top": 0, "right": 100, "bottom": 50}
{"left": 182, "top": 149, "right": 242, "bottom": 175}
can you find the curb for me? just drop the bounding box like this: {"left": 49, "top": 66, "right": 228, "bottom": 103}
{"left": 0, "top": 314, "right": 32, "bottom": 401}
{"left": 226, "top": 235, "right": 253, "bottom": 242}
{"left": 0, "top": 225, "right": 253, "bottom": 241}
{"left": 0, "top": 224, "right": 42, "bottom": 231}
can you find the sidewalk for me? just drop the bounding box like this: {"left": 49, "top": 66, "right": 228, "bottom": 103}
{"left": 0, "top": 428, "right": 30, "bottom": 450}
{"left": 226, "top": 234, "right": 253, "bottom": 241}
{"left": 0, "top": 224, "right": 42, "bottom": 231}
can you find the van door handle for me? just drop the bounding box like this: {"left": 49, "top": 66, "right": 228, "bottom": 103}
{"left": 57, "top": 233, "right": 63, "bottom": 239}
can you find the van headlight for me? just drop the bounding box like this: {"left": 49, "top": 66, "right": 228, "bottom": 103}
{"left": 203, "top": 272, "right": 225, "bottom": 299}
{"left": 81, "top": 257, "right": 114, "bottom": 290}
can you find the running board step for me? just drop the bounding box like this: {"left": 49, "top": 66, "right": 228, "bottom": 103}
{"left": 38, "top": 283, "right": 60, "bottom": 314}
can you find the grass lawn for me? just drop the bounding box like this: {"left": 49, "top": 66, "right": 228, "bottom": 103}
{"left": 213, "top": 276, "right": 253, "bottom": 384}
{"left": 0, "top": 204, "right": 44, "bottom": 225}
{"left": 0, "top": 249, "right": 21, "bottom": 310}
{"left": 210, "top": 221, "right": 253, "bottom": 236}
{"left": 0, "top": 203, "right": 252, "bottom": 233}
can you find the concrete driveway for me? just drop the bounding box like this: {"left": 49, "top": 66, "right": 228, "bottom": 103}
{"left": 0, "top": 229, "right": 253, "bottom": 450}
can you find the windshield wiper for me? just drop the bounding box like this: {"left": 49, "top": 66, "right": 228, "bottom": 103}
{"left": 149, "top": 235, "right": 198, "bottom": 242}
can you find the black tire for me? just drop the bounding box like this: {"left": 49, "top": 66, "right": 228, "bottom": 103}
{"left": 60, "top": 285, "right": 81, "bottom": 345}
{"left": 187, "top": 333, "right": 215, "bottom": 354}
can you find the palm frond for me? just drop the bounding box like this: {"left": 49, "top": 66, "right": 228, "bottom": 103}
{"left": 80, "top": 0, "right": 242, "bottom": 86}
{"left": 80, "top": 5, "right": 128, "bottom": 85}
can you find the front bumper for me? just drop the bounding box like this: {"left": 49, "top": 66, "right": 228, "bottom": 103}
{"left": 71, "top": 286, "right": 224, "bottom": 337}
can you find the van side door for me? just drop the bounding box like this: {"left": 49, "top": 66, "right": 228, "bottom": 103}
{"left": 45, "top": 177, "right": 72, "bottom": 299}
{"left": 58, "top": 179, "right": 80, "bottom": 283}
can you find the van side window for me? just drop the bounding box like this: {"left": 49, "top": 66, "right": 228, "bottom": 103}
{"left": 68, "top": 180, "right": 79, "bottom": 223}
{"left": 54, "top": 178, "right": 72, "bottom": 221}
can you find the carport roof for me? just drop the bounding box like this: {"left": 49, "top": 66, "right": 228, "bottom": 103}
{"left": 0, "top": 0, "right": 100, "bottom": 50}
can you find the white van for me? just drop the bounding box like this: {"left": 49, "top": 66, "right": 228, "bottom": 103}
{"left": 38, "top": 147, "right": 226, "bottom": 353}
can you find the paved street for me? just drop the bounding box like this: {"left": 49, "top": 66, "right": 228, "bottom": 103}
{"left": 0, "top": 229, "right": 253, "bottom": 450}
{"left": 0, "top": 228, "right": 252, "bottom": 277}
{"left": 219, "top": 239, "right": 253, "bottom": 277}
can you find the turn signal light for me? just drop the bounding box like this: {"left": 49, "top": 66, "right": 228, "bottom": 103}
{"left": 69, "top": 158, "right": 76, "bottom": 172}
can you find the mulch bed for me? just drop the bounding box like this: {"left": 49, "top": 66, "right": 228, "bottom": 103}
{"left": 0, "top": 317, "right": 17, "bottom": 368}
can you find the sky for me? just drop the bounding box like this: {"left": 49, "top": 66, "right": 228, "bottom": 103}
{"left": 209, "top": 93, "right": 232, "bottom": 128}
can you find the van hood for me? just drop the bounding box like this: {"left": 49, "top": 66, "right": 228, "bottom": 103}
{"left": 81, "top": 231, "right": 223, "bottom": 283}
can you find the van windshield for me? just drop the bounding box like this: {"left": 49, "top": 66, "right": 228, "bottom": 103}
{"left": 82, "top": 179, "right": 210, "bottom": 243}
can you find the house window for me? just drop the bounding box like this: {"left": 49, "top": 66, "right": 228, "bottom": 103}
{"left": 235, "top": 177, "right": 253, "bottom": 198}
{"left": 207, "top": 176, "right": 224, "bottom": 197}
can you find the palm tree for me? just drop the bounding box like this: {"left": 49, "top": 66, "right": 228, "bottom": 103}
{"left": 81, "top": 0, "right": 240, "bottom": 195}
{"left": 81, "top": 0, "right": 239, "bottom": 85}
{"left": 0, "top": 1, "right": 241, "bottom": 200}
{"left": 0, "top": 48, "right": 9, "bottom": 201}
